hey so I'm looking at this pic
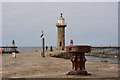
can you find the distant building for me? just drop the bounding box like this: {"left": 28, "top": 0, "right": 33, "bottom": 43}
{"left": 56, "top": 13, "right": 67, "bottom": 50}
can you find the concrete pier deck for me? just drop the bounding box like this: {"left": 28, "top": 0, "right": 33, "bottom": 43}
{"left": 2, "top": 51, "right": 119, "bottom": 79}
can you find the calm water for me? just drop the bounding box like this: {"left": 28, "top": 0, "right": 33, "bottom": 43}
{"left": 18, "top": 47, "right": 118, "bottom": 64}
{"left": 86, "top": 56, "right": 118, "bottom": 64}
{"left": 18, "top": 47, "right": 42, "bottom": 53}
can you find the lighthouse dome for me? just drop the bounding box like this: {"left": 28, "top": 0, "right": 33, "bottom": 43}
{"left": 56, "top": 13, "right": 67, "bottom": 27}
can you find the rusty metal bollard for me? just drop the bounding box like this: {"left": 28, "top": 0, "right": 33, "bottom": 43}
{"left": 66, "top": 45, "right": 91, "bottom": 75}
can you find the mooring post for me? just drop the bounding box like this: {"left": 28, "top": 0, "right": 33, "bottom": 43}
{"left": 42, "top": 37, "right": 45, "bottom": 57}
{"left": 66, "top": 45, "right": 91, "bottom": 75}
{"left": 41, "top": 30, "right": 45, "bottom": 57}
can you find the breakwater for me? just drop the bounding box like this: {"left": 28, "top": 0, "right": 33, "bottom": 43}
{"left": 52, "top": 47, "right": 119, "bottom": 60}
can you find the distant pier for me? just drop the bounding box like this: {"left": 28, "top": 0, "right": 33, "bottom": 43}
{"left": 91, "top": 46, "right": 119, "bottom": 54}
{"left": 0, "top": 46, "right": 19, "bottom": 53}
{"left": 92, "top": 46, "right": 120, "bottom": 49}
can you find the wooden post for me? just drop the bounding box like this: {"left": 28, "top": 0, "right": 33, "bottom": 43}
{"left": 41, "top": 30, "right": 45, "bottom": 57}
{"left": 42, "top": 38, "right": 45, "bottom": 57}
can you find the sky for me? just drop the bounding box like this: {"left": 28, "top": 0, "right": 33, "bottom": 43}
{"left": 2, "top": 2, "right": 118, "bottom": 47}
{"left": 1, "top": 0, "right": 119, "bottom": 2}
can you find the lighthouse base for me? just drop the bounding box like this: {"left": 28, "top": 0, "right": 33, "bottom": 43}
{"left": 67, "top": 70, "right": 91, "bottom": 76}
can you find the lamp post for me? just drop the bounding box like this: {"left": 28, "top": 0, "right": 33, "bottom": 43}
{"left": 41, "top": 30, "right": 45, "bottom": 57}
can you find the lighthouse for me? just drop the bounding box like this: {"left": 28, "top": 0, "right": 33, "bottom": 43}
{"left": 56, "top": 13, "right": 67, "bottom": 50}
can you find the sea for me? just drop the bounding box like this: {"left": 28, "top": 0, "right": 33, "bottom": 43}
{"left": 17, "top": 47, "right": 119, "bottom": 64}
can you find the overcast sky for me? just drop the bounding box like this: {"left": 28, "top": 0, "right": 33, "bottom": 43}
{"left": 2, "top": 2, "right": 118, "bottom": 47}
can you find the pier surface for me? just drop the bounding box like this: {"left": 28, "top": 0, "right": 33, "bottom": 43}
{"left": 2, "top": 51, "right": 119, "bottom": 79}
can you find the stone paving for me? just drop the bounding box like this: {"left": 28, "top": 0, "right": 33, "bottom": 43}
{"left": 1, "top": 52, "right": 119, "bottom": 79}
